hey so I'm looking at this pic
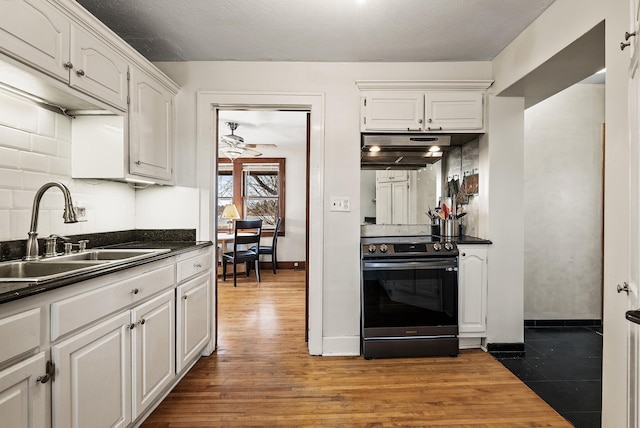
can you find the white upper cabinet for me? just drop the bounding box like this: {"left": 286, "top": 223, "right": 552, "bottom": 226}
{"left": 0, "top": 0, "right": 128, "bottom": 111}
{"left": 69, "top": 24, "right": 128, "bottom": 111}
{"left": 361, "top": 91, "right": 424, "bottom": 131}
{"left": 357, "top": 81, "right": 492, "bottom": 133}
{"left": 129, "top": 66, "right": 174, "bottom": 182}
{"left": 425, "top": 91, "right": 484, "bottom": 131}
{"left": 0, "top": 0, "right": 70, "bottom": 82}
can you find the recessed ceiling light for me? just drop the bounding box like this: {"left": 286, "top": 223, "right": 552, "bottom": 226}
{"left": 369, "top": 146, "right": 381, "bottom": 152}
{"left": 428, "top": 146, "right": 441, "bottom": 152}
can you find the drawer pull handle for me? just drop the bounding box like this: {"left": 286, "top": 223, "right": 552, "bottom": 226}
{"left": 76, "top": 69, "right": 85, "bottom": 77}
{"left": 131, "top": 288, "right": 139, "bottom": 295}
{"left": 37, "top": 361, "right": 55, "bottom": 384}
{"left": 193, "top": 263, "right": 202, "bottom": 268}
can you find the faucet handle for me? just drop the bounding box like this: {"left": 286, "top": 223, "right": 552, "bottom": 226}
{"left": 78, "top": 240, "right": 89, "bottom": 252}
{"left": 44, "top": 234, "right": 70, "bottom": 257}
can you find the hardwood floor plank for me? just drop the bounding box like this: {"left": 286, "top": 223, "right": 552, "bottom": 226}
{"left": 142, "top": 270, "right": 571, "bottom": 427}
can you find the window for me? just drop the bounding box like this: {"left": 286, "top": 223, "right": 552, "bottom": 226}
{"left": 217, "top": 158, "right": 285, "bottom": 234}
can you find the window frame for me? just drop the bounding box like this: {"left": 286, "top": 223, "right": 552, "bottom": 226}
{"left": 218, "top": 157, "right": 285, "bottom": 236}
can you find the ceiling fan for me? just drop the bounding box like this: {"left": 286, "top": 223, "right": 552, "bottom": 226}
{"left": 219, "top": 122, "right": 262, "bottom": 160}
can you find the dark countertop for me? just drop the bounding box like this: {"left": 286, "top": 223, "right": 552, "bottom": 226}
{"left": 0, "top": 240, "right": 213, "bottom": 305}
{"left": 444, "top": 235, "right": 492, "bottom": 245}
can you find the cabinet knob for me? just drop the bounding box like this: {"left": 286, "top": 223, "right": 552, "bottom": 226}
{"left": 76, "top": 69, "right": 85, "bottom": 77}
{"left": 461, "top": 253, "right": 466, "bottom": 257}
{"left": 622, "top": 41, "right": 632, "bottom": 51}
{"left": 418, "top": 119, "right": 423, "bottom": 124}
{"left": 194, "top": 263, "right": 202, "bottom": 268}
{"left": 127, "top": 323, "right": 136, "bottom": 330}
{"left": 183, "top": 295, "right": 188, "bottom": 300}
{"left": 427, "top": 118, "right": 433, "bottom": 123}
{"left": 626, "top": 31, "right": 637, "bottom": 41}
{"left": 135, "top": 160, "right": 142, "bottom": 165}
{"left": 138, "top": 318, "right": 146, "bottom": 325}
{"left": 618, "top": 282, "right": 630, "bottom": 294}
{"left": 36, "top": 374, "right": 50, "bottom": 384}
{"left": 131, "top": 288, "right": 139, "bottom": 295}
{"left": 63, "top": 62, "right": 73, "bottom": 70}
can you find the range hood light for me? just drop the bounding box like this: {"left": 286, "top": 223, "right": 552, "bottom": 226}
{"left": 369, "top": 145, "right": 381, "bottom": 152}
{"left": 428, "top": 146, "right": 441, "bottom": 152}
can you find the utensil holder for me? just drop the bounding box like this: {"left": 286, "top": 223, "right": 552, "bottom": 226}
{"left": 439, "top": 219, "right": 459, "bottom": 237}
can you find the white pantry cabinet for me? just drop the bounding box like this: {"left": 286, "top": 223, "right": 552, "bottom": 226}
{"left": 0, "top": 0, "right": 128, "bottom": 111}
{"left": 458, "top": 245, "right": 488, "bottom": 344}
{"left": 176, "top": 275, "right": 211, "bottom": 372}
{"left": 0, "top": 352, "right": 49, "bottom": 428}
{"left": 376, "top": 180, "right": 409, "bottom": 225}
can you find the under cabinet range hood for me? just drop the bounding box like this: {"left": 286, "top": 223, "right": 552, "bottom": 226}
{"left": 361, "top": 133, "right": 450, "bottom": 170}
{"left": 361, "top": 133, "right": 480, "bottom": 169}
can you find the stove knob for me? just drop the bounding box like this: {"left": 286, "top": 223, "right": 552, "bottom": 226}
{"left": 433, "top": 242, "right": 442, "bottom": 251}
{"left": 367, "top": 244, "right": 377, "bottom": 253}
{"left": 379, "top": 243, "right": 388, "bottom": 253}
{"left": 444, "top": 242, "right": 454, "bottom": 251}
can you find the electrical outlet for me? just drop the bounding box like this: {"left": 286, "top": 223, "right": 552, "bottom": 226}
{"left": 330, "top": 196, "right": 350, "bottom": 212}
{"left": 74, "top": 202, "right": 88, "bottom": 222}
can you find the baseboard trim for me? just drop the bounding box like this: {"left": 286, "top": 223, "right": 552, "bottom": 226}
{"left": 487, "top": 342, "right": 525, "bottom": 358}
{"left": 257, "top": 261, "right": 306, "bottom": 270}
{"left": 524, "top": 319, "right": 602, "bottom": 327}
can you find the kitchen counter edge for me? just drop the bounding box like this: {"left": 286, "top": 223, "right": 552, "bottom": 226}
{"left": 0, "top": 241, "right": 213, "bottom": 305}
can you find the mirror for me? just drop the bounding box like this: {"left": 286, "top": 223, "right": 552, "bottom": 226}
{"left": 361, "top": 140, "right": 479, "bottom": 227}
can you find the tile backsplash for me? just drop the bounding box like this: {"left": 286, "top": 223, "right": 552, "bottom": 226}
{"left": 0, "top": 90, "right": 135, "bottom": 241}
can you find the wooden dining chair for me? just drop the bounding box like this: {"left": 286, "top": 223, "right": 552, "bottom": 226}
{"left": 222, "top": 219, "right": 262, "bottom": 287}
{"left": 250, "top": 217, "right": 281, "bottom": 274}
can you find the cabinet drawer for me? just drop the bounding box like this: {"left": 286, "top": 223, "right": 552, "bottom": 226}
{"left": 177, "top": 251, "right": 212, "bottom": 283}
{"left": 0, "top": 308, "right": 41, "bottom": 364}
{"left": 51, "top": 264, "right": 175, "bottom": 340}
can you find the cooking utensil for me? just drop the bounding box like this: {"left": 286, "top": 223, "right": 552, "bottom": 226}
{"left": 456, "top": 212, "right": 467, "bottom": 219}
{"left": 441, "top": 204, "right": 449, "bottom": 218}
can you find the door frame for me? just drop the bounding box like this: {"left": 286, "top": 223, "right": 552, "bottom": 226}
{"left": 196, "top": 91, "right": 325, "bottom": 355}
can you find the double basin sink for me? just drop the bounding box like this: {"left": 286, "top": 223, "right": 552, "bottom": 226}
{"left": 0, "top": 249, "right": 170, "bottom": 282}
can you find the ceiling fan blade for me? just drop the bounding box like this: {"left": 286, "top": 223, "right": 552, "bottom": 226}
{"left": 245, "top": 143, "right": 277, "bottom": 148}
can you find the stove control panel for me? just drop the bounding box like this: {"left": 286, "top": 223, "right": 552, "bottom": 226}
{"left": 362, "top": 240, "right": 457, "bottom": 257}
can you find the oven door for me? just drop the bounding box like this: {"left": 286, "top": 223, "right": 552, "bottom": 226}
{"left": 362, "top": 258, "right": 458, "bottom": 338}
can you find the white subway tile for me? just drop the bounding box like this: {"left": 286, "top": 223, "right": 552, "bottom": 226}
{"left": 12, "top": 190, "right": 35, "bottom": 209}
{"left": 55, "top": 114, "right": 72, "bottom": 143}
{"left": 58, "top": 141, "right": 71, "bottom": 159}
{"left": 0, "top": 147, "right": 19, "bottom": 169}
{"left": 0, "top": 211, "right": 10, "bottom": 240}
{"left": 0, "top": 125, "right": 30, "bottom": 150}
{"left": 48, "top": 157, "right": 71, "bottom": 176}
{"left": 19, "top": 151, "right": 48, "bottom": 172}
{"left": 37, "top": 109, "right": 56, "bottom": 137}
{"left": 0, "top": 93, "right": 38, "bottom": 133}
{"left": 31, "top": 134, "right": 58, "bottom": 156}
{"left": 10, "top": 209, "right": 32, "bottom": 240}
{"left": 22, "top": 171, "right": 52, "bottom": 191}
{"left": 0, "top": 168, "right": 22, "bottom": 188}
{"left": 0, "top": 189, "right": 11, "bottom": 208}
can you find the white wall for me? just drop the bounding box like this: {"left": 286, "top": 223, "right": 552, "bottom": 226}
{"left": 0, "top": 91, "right": 135, "bottom": 241}
{"left": 491, "top": 0, "right": 626, "bottom": 425}
{"left": 156, "top": 61, "right": 493, "bottom": 354}
{"left": 524, "top": 83, "right": 604, "bottom": 320}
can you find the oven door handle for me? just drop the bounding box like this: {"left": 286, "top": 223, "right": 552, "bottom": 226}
{"left": 363, "top": 260, "right": 458, "bottom": 271}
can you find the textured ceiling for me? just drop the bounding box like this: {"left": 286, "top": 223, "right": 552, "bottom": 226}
{"left": 75, "top": 0, "right": 556, "bottom": 62}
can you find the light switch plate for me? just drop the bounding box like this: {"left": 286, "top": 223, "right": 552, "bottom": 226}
{"left": 330, "top": 196, "right": 350, "bottom": 212}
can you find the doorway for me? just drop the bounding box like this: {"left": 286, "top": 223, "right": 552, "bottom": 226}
{"left": 195, "top": 91, "right": 325, "bottom": 355}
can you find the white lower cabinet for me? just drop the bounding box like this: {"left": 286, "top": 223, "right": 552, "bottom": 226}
{"left": 52, "top": 311, "right": 131, "bottom": 428}
{"left": 458, "top": 245, "right": 488, "bottom": 341}
{"left": 131, "top": 290, "right": 175, "bottom": 419}
{"left": 0, "top": 352, "right": 49, "bottom": 428}
{"left": 52, "top": 289, "right": 176, "bottom": 428}
{"left": 176, "top": 275, "right": 211, "bottom": 372}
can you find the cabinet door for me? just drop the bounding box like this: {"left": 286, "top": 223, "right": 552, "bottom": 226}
{"left": 52, "top": 311, "right": 131, "bottom": 428}
{"left": 0, "top": 352, "right": 48, "bottom": 428}
{"left": 69, "top": 24, "right": 128, "bottom": 111}
{"left": 361, "top": 91, "right": 424, "bottom": 131}
{"left": 391, "top": 181, "right": 409, "bottom": 224}
{"left": 0, "top": 0, "right": 70, "bottom": 82}
{"left": 458, "top": 246, "right": 488, "bottom": 335}
{"left": 176, "top": 275, "right": 212, "bottom": 372}
{"left": 425, "top": 91, "right": 483, "bottom": 131}
{"left": 129, "top": 66, "right": 174, "bottom": 182}
{"left": 131, "top": 290, "right": 175, "bottom": 419}
{"left": 375, "top": 181, "right": 392, "bottom": 224}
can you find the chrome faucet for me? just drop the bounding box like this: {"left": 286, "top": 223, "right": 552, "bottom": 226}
{"left": 24, "top": 181, "right": 78, "bottom": 261}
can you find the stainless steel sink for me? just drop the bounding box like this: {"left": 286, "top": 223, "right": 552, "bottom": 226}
{"left": 40, "top": 249, "right": 169, "bottom": 262}
{"left": 0, "top": 261, "right": 106, "bottom": 282}
{"left": 0, "top": 248, "right": 170, "bottom": 282}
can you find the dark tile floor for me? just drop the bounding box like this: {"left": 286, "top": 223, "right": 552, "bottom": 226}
{"left": 496, "top": 326, "right": 603, "bottom": 428}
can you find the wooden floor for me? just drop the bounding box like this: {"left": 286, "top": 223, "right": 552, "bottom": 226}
{"left": 142, "top": 270, "right": 571, "bottom": 427}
